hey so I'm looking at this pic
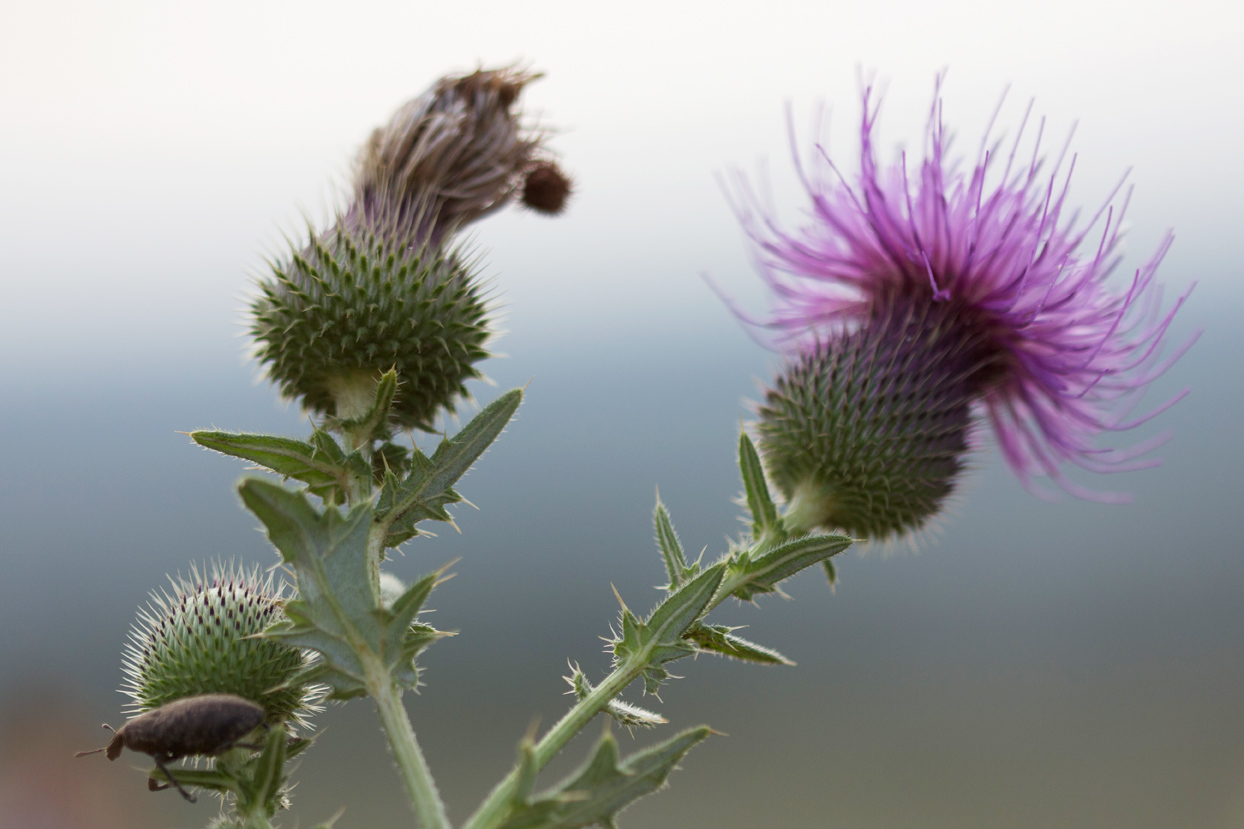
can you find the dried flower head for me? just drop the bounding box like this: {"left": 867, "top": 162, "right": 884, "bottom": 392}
{"left": 251, "top": 66, "right": 568, "bottom": 431}
{"left": 733, "top": 77, "right": 1195, "bottom": 539}
{"left": 121, "top": 561, "right": 319, "bottom": 728}
{"left": 354, "top": 66, "right": 551, "bottom": 241}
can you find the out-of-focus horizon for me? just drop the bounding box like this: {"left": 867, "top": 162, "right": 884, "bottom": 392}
{"left": 2, "top": 1, "right": 1242, "bottom": 827}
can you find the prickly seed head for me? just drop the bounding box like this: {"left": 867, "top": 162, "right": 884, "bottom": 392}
{"left": 250, "top": 199, "right": 492, "bottom": 431}
{"left": 121, "top": 562, "right": 317, "bottom": 727}
{"left": 758, "top": 298, "right": 995, "bottom": 539}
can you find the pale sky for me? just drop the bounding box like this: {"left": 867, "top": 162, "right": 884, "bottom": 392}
{"left": 1, "top": 0, "right": 1239, "bottom": 373}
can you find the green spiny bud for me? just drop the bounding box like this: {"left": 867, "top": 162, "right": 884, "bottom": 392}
{"left": 121, "top": 561, "right": 318, "bottom": 727}
{"left": 757, "top": 299, "right": 988, "bottom": 540}
{"left": 250, "top": 203, "right": 491, "bottom": 431}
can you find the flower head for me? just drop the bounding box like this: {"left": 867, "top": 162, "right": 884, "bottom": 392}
{"left": 353, "top": 66, "right": 563, "bottom": 243}
{"left": 121, "top": 561, "right": 319, "bottom": 728}
{"left": 734, "top": 78, "right": 1194, "bottom": 538}
{"left": 251, "top": 66, "right": 568, "bottom": 432}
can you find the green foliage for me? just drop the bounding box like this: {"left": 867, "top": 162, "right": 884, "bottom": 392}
{"left": 684, "top": 623, "right": 793, "bottom": 666}
{"left": 191, "top": 428, "right": 367, "bottom": 505}
{"left": 611, "top": 564, "right": 725, "bottom": 695}
{"left": 376, "top": 388, "right": 523, "bottom": 547}
{"left": 499, "top": 727, "right": 712, "bottom": 829}
{"left": 727, "top": 534, "right": 853, "bottom": 601}
{"left": 737, "top": 431, "right": 780, "bottom": 541}
{"left": 652, "top": 496, "right": 696, "bottom": 589}
{"left": 238, "top": 480, "right": 445, "bottom": 699}
{"left": 566, "top": 667, "right": 667, "bottom": 730}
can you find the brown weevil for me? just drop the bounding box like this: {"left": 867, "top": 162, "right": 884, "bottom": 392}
{"left": 76, "top": 693, "right": 265, "bottom": 802}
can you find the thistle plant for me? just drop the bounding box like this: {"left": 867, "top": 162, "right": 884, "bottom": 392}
{"left": 78, "top": 68, "right": 1190, "bottom": 829}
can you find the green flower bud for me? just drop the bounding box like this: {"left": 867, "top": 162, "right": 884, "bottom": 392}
{"left": 757, "top": 299, "right": 986, "bottom": 540}
{"left": 250, "top": 204, "right": 492, "bottom": 431}
{"left": 121, "top": 561, "right": 318, "bottom": 727}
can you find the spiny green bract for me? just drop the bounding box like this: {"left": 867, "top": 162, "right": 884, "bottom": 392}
{"left": 250, "top": 209, "right": 491, "bottom": 432}
{"left": 121, "top": 561, "right": 317, "bottom": 727}
{"left": 757, "top": 299, "right": 985, "bottom": 540}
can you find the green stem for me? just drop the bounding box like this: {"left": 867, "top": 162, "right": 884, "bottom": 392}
{"left": 338, "top": 426, "right": 442, "bottom": 828}
{"left": 235, "top": 806, "right": 277, "bottom": 829}
{"left": 462, "top": 662, "right": 641, "bottom": 829}
{"left": 365, "top": 651, "right": 453, "bottom": 829}
{"left": 462, "top": 556, "right": 770, "bottom": 829}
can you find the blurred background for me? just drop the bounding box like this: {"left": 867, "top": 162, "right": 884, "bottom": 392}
{"left": 2, "top": 1, "right": 1242, "bottom": 826}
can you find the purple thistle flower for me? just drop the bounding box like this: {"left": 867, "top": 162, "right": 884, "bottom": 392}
{"left": 732, "top": 77, "right": 1196, "bottom": 539}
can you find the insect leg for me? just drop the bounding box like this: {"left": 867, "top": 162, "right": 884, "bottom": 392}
{"left": 151, "top": 759, "right": 197, "bottom": 803}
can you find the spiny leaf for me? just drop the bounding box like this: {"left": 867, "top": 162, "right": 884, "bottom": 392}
{"left": 685, "top": 623, "right": 794, "bottom": 666}
{"left": 600, "top": 698, "right": 669, "bottom": 731}
{"left": 730, "top": 533, "right": 852, "bottom": 601}
{"left": 612, "top": 563, "right": 725, "bottom": 695}
{"left": 148, "top": 767, "right": 240, "bottom": 798}
{"left": 567, "top": 668, "right": 667, "bottom": 730}
{"left": 239, "top": 478, "right": 377, "bottom": 699}
{"left": 653, "top": 496, "right": 689, "bottom": 589}
{"left": 644, "top": 562, "right": 725, "bottom": 645}
{"left": 191, "top": 430, "right": 351, "bottom": 500}
{"left": 738, "top": 431, "right": 779, "bottom": 539}
{"left": 251, "top": 723, "right": 288, "bottom": 806}
{"left": 427, "top": 388, "right": 523, "bottom": 494}
{"left": 498, "top": 727, "right": 711, "bottom": 829}
{"left": 375, "top": 388, "right": 522, "bottom": 547}
{"left": 381, "top": 571, "right": 449, "bottom": 688}
{"left": 822, "top": 558, "right": 837, "bottom": 588}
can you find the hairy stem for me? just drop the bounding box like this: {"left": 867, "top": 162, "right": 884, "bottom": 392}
{"left": 462, "top": 549, "right": 770, "bottom": 829}
{"left": 462, "top": 662, "right": 640, "bottom": 829}
{"left": 235, "top": 807, "right": 277, "bottom": 829}
{"left": 365, "top": 650, "right": 452, "bottom": 829}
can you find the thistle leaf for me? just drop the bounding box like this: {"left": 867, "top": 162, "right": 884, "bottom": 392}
{"left": 381, "top": 572, "right": 448, "bottom": 688}
{"left": 376, "top": 388, "right": 522, "bottom": 547}
{"left": 251, "top": 723, "right": 289, "bottom": 806}
{"left": 612, "top": 563, "right": 725, "bottom": 694}
{"left": 730, "top": 533, "right": 852, "bottom": 601}
{"left": 191, "top": 430, "right": 352, "bottom": 501}
{"left": 653, "top": 497, "right": 690, "bottom": 589}
{"left": 498, "top": 727, "right": 711, "bottom": 829}
{"left": 738, "top": 431, "right": 779, "bottom": 539}
{"left": 567, "top": 668, "right": 667, "bottom": 729}
{"left": 822, "top": 558, "right": 838, "bottom": 587}
{"left": 147, "top": 767, "right": 241, "bottom": 798}
{"left": 238, "top": 478, "right": 378, "bottom": 699}
{"left": 685, "top": 623, "right": 794, "bottom": 666}
{"left": 427, "top": 388, "right": 523, "bottom": 493}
